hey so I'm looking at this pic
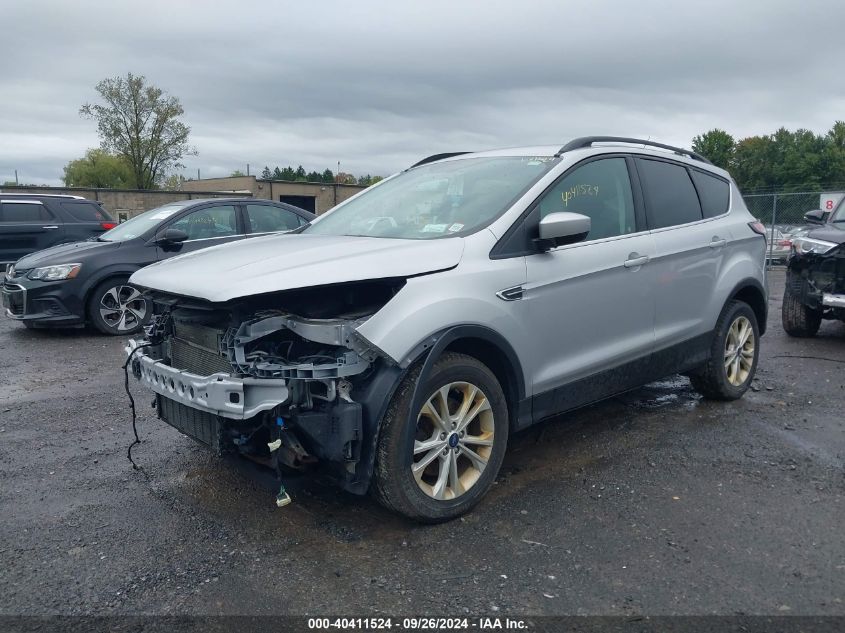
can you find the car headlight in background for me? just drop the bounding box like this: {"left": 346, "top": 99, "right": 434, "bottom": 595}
{"left": 792, "top": 237, "right": 838, "bottom": 255}
{"left": 27, "top": 263, "right": 82, "bottom": 281}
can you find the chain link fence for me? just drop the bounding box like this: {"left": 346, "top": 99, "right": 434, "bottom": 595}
{"left": 742, "top": 191, "right": 833, "bottom": 267}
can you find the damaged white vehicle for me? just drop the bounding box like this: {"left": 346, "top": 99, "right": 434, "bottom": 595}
{"left": 127, "top": 138, "right": 767, "bottom": 521}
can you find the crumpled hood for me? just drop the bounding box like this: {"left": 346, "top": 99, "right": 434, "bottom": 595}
{"left": 14, "top": 239, "right": 121, "bottom": 269}
{"left": 130, "top": 233, "right": 465, "bottom": 303}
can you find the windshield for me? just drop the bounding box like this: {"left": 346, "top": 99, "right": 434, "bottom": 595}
{"left": 99, "top": 202, "right": 193, "bottom": 241}
{"left": 304, "top": 156, "right": 558, "bottom": 239}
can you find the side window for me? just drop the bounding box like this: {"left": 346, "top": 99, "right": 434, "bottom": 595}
{"left": 637, "top": 159, "right": 703, "bottom": 229}
{"left": 60, "top": 201, "right": 113, "bottom": 222}
{"left": 537, "top": 157, "right": 636, "bottom": 241}
{"left": 0, "top": 202, "right": 52, "bottom": 222}
{"left": 245, "top": 204, "right": 302, "bottom": 233}
{"left": 169, "top": 205, "right": 238, "bottom": 240}
{"left": 690, "top": 170, "right": 730, "bottom": 218}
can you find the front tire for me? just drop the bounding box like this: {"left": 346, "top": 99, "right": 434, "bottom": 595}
{"left": 373, "top": 352, "right": 509, "bottom": 522}
{"left": 690, "top": 300, "right": 760, "bottom": 401}
{"left": 87, "top": 278, "right": 150, "bottom": 335}
{"left": 782, "top": 283, "right": 821, "bottom": 337}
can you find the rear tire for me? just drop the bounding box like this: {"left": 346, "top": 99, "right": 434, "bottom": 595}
{"left": 87, "top": 278, "right": 150, "bottom": 336}
{"left": 689, "top": 300, "right": 759, "bottom": 401}
{"left": 782, "top": 283, "right": 821, "bottom": 337}
{"left": 372, "top": 352, "right": 508, "bottom": 522}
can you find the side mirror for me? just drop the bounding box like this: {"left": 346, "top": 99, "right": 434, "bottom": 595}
{"left": 804, "top": 209, "right": 826, "bottom": 225}
{"left": 535, "top": 212, "right": 591, "bottom": 251}
{"left": 157, "top": 228, "right": 189, "bottom": 244}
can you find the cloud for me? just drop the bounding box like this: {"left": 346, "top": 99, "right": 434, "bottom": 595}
{"left": 1, "top": 0, "right": 844, "bottom": 185}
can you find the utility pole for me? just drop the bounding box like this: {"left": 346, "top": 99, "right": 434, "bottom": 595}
{"left": 15, "top": 169, "right": 19, "bottom": 185}
{"left": 197, "top": 168, "right": 201, "bottom": 180}
{"left": 246, "top": 164, "right": 250, "bottom": 176}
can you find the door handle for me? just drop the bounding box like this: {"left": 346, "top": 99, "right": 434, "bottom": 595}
{"left": 624, "top": 254, "right": 649, "bottom": 268}
{"left": 42, "top": 226, "right": 59, "bottom": 230}
{"left": 709, "top": 237, "right": 726, "bottom": 248}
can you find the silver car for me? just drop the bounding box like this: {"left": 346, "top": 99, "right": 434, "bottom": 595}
{"left": 126, "top": 137, "right": 768, "bottom": 522}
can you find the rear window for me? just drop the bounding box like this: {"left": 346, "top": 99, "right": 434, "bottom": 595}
{"left": 60, "top": 201, "right": 113, "bottom": 222}
{"left": 690, "top": 170, "right": 730, "bottom": 218}
{"left": 637, "top": 159, "right": 703, "bottom": 229}
{"left": 0, "top": 202, "right": 53, "bottom": 222}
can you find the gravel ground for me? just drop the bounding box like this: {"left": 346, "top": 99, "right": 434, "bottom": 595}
{"left": 0, "top": 269, "right": 843, "bottom": 616}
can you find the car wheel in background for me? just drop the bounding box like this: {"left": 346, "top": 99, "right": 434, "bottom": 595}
{"left": 690, "top": 300, "right": 760, "bottom": 401}
{"left": 782, "top": 283, "right": 821, "bottom": 337}
{"left": 87, "top": 278, "right": 150, "bottom": 335}
{"left": 373, "top": 352, "right": 509, "bottom": 523}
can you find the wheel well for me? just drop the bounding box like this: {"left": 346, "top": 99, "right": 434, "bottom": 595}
{"left": 83, "top": 273, "right": 131, "bottom": 319}
{"left": 731, "top": 284, "right": 767, "bottom": 335}
{"left": 443, "top": 337, "right": 521, "bottom": 422}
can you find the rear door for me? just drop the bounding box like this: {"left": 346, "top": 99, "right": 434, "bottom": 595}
{"left": 155, "top": 203, "right": 246, "bottom": 261}
{"left": 243, "top": 203, "right": 307, "bottom": 236}
{"left": 521, "top": 155, "right": 657, "bottom": 413}
{"left": 636, "top": 157, "right": 729, "bottom": 357}
{"left": 56, "top": 200, "right": 115, "bottom": 242}
{"left": 0, "top": 200, "right": 64, "bottom": 263}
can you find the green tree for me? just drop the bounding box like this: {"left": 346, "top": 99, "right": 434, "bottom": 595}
{"left": 305, "top": 170, "right": 322, "bottom": 182}
{"left": 62, "top": 148, "right": 134, "bottom": 188}
{"left": 691, "top": 129, "right": 735, "bottom": 171}
{"left": 261, "top": 165, "right": 272, "bottom": 179}
{"left": 280, "top": 166, "right": 296, "bottom": 180}
{"left": 80, "top": 73, "right": 196, "bottom": 189}
{"left": 294, "top": 165, "right": 307, "bottom": 181}
{"left": 321, "top": 168, "right": 335, "bottom": 183}
{"left": 231, "top": 169, "right": 246, "bottom": 177}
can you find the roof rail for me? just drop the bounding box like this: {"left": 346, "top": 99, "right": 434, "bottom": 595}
{"left": 555, "top": 136, "right": 712, "bottom": 165}
{"left": 410, "top": 152, "right": 472, "bottom": 168}
{"left": 0, "top": 192, "right": 86, "bottom": 199}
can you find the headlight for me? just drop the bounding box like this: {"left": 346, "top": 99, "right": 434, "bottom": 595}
{"left": 27, "top": 263, "right": 82, "bottom": 281}
{"left": 792, "top": 237, "right": 838, "bottom": 255}
{"left": 6, "top": 264, "right": 14, "bottom": 278}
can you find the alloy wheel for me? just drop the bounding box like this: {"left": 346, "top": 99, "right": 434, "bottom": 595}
{"left": 724, "top": 315, "right": 755, "bottom": 386}
{"left": 99, "top": 285, "right": 147, "bottom": 332}
{"left": 412, "top": 381, "right": 495, "bottom": 500}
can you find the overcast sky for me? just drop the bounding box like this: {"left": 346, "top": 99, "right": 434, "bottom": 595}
{"left": 1, "top": 0, "right": 843, "bottom": 186}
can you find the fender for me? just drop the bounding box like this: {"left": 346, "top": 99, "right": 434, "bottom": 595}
{"left": 725, "top": 276, "right": 768, "bottom": 335}
{"left": 343, "top": 325, "right": 528, "bottom": 495}
{"left": 81, "top": 264, "right": 146, "bottom": 304}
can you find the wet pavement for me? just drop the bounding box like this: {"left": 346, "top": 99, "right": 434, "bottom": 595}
{"left": 0, "top": 269, "right": 843, "bottom": 616}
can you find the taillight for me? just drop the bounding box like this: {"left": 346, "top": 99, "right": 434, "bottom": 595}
{"left": 748, "top": 221, "right": 767, "bottom": 241}
{"left": 101, "top": 222, "right": 117, "bottom": 230}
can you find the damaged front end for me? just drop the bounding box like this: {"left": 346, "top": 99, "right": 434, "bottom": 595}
{"left": 126, "top": 279, "right": 406, "bottom": 493}
{"left": 787, "top": 242, "right": 845, "bottom": 319}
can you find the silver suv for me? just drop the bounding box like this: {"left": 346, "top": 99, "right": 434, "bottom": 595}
{"left": 126, "top": 137, "right": 768, "bottom": 522}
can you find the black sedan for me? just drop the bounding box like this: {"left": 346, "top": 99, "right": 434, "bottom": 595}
{"left": 2, "top": 198, "right": 314, "bottom": 334}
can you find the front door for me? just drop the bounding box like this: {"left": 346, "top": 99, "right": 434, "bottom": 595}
{"left": 521, "top": 156, "right": 657, "bottom": 417}
{"left": 156, "top": 203, "right": 246, "bottom": 261}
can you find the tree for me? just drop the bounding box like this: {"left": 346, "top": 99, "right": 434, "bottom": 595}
{"left": 62, "top": 148, "right": 134, "bottom": 188}
{"left": 306, "top": 170, "right": 322, "bottom": 182}
{"left": 261, "top": 166, "right": 272, "bottom": 179}
{"left": 80, "top": 73, "right": 196, "bottom": 189}
{"left": 321, "top": 168, "right": 335, "bottom": 183}
{"left": 231, "top": 169, "right": 246, "bottom": 177}
{"left": 161, "top": 174, "right": 187, "bottom": 190}
{"left": 294, "top": 165, "right": 307, "bottom": 181}
{"left": 691, "top": 129, "right": 735, "bottom": 171}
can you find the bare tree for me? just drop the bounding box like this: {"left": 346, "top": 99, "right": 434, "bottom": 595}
{"left": 81, "top": 73, "right": 196, "bottom": 189}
